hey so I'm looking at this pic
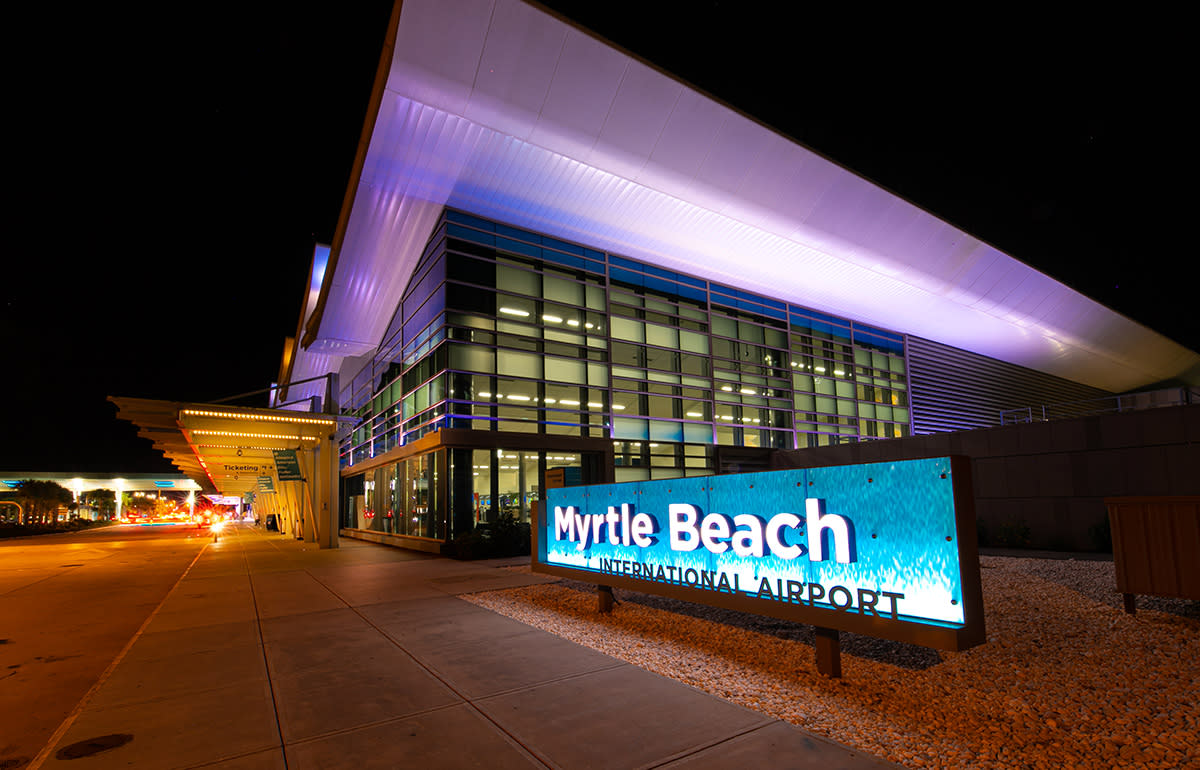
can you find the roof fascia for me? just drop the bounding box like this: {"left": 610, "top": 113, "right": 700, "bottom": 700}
{"left": 300, "top": 0, "right": 404, "bottom": 351}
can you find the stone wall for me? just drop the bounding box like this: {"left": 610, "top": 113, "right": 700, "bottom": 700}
{"left": 772, "top": 404, "right": 1200, "bottom": 552}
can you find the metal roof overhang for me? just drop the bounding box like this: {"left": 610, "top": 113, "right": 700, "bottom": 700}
{"left": 109, "top": 397, "right": 337, "bottom": 499}
{"left": 289, "top": 0, "right": 1199, "bottom": 395}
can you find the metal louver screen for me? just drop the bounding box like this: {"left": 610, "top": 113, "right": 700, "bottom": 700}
{"left": 906, "top": 336, "right": 1110, "bottom": 434}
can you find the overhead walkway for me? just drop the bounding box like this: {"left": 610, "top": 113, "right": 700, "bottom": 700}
{"left": 35, "top": 524, "right": 896, "bottom": 769}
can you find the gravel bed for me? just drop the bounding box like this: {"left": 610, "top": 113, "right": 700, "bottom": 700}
{"left": 462, "top": 556, "right": 1199, "bottom": 769}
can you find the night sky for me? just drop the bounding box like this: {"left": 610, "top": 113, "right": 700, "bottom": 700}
{"left": 4, "top": 2, "right": 1193, "bottom": 475}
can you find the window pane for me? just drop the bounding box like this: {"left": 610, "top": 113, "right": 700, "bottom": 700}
{"left": 649, "top": 420, "right": 684, "bottom": 442}
{"left": 644, "top": 346, "right": 677, "bottom": 371}
{"left": 545, "top": 356, "right": 586, "bottom": 384}
{"left": 737, "top": 321, "right": 764, "bottom": 344}
{"left": 497, "top": 264, "right": 539, "bottom": 296}
{"left": 684, "top": 422, "right": 713, "bottom": 444}
{"left": 616, "top": 467, "right": 650, "bottom": 483}
{"left": 544, "top": 273, "right": 583, "bottom": 305}
{"left": 449, "top": 344, "right": 495, "bottom": 374}
{"left": 611, "top": 391, "right": 639, "bottom": 414}
{"left": 498, "top": 350, "right": 543, "bottom": 378}
{"left": 496, "top": 295, "right": 535, "bottom": 319}
{"left": 646, "top": 323, "right": 679, "bottom": 349}
{"left": 679, "top": 329, "right": 708, "bottom": 354}
{"left": 610, "top": 317, "right": 645, "bottom": 343}
{"left": 612, "top": 417, "right": 649, "bottom": 440}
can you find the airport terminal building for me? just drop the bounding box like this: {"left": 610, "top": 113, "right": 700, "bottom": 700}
{"left": 274, "top": 0, "right": 1199, "bottom": 551}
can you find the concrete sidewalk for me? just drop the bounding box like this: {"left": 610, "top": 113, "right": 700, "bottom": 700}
{"left": 36, "top": 524, "right": 897, "bottom": 769}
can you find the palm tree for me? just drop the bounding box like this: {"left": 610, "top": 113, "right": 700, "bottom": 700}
{"left": 14, "top": 480, "right": 72, "bottom": 525}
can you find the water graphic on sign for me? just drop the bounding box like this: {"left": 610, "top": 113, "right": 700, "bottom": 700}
{"left": 542, "top": 457, "right": 971, "bottom": 629}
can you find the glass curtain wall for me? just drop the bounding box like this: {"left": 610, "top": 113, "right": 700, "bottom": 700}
{"left": 447, "top": 448, "right": 583, "bottom": 535}
{"left": 340, "top": 210, "right": 911, "bottom": 478}
{"left": 342, "top": 453, "right": 444, "bottom": 540}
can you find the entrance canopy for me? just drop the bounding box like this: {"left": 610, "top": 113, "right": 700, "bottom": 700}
{"left": 109, "top": 397, "right": 337, "bottom": 498}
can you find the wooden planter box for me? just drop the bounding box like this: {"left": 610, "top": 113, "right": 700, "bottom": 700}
{"left": 1105, "top": 496, "right": 1200, "bottom": 613}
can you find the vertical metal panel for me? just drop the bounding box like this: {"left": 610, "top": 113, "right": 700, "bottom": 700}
{"left": 1107, "top": 497, "right": 1200, "bottom": 599}
{"left": 907, "top": 335, "right": 1109, "bottom": 434}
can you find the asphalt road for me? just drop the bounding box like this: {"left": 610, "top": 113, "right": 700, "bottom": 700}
{"left": 0, "top": 523, "right": 220, "bottom": 768}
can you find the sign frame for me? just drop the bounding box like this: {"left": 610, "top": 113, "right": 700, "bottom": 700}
{"left": 532, "top": 455, "right": 985, "bottom": 651}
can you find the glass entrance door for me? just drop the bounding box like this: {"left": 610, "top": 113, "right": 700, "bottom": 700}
{"left": 495, "top": 449, "right": 540, "bottom": 523}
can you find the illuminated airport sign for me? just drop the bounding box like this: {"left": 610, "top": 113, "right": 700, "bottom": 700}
{"left": 534, "top": 456, "right": 984, "bottom": 650}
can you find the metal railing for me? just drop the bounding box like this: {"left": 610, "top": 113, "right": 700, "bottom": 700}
{"left": 1000, "top": 386, "right": 1198, "bottom": 425}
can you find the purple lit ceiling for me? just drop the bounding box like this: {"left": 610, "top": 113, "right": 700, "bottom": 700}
{"left": 293, "top": 0, "right": 1199, "bottom": 394}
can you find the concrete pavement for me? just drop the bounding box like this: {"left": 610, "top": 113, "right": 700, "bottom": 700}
{"left": 33, "top": 523, "right": 897, "bottom": 768}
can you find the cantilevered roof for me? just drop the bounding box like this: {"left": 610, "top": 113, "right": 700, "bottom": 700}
{"left": 292, "top": 0, "right": 1199, "bottom": 394}
{"left": 109, "top": 397, "right": 336, "bottom": 498}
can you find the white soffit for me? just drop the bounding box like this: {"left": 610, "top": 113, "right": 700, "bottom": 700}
{"left": 308, "top": 0, "right": 1199, "bottom": 393}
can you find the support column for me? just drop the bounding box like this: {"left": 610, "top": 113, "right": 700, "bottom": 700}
{"left": 315, "top": 432, "right": 339, "bottom": 549}
{"left": 815, "top": 627, "right": 842, "bottom": 678}
{"left": 320, "top": 373, "right": 340, "bottom": 549}
{"left": 280, "top": 478, "right": 295, "bottom": 537}
{"left": 294, "top": 481, "right": 303, "bottom": 538}
{"left": 597, "top": 585, "right": 614, "bottom": 613}
{"left": 300, "top": 448, "right": 317, "bottom": 545}
{"left": 265, "top": 491, "right": 280, "bottom": 529}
